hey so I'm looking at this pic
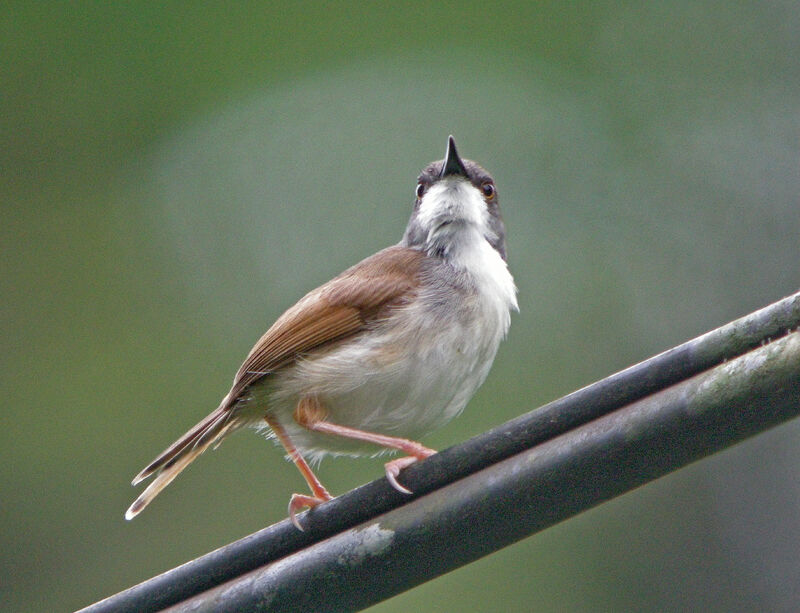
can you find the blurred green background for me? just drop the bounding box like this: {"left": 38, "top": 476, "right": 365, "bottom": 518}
{"left": 3, "top": 2, "right": 800, "bottom": 611}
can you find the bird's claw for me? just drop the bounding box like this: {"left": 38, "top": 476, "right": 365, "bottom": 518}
{"left": 288, "top": 493, "right": 329, "bottom": 531}
{"left": 384, "top": 456, "right": 422, "bottom": 495}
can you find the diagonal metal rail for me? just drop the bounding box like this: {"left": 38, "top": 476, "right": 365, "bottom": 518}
{"left": 80, "top": 291, "right": 800, "bottom": 613}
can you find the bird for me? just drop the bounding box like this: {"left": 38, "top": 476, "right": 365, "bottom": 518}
{"left": 126, "top": 136, "right": 517, "bottom": 529}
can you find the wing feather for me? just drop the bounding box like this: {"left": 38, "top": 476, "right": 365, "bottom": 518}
{"left": 224, "top": 245, "right": 424, "bottom": 404}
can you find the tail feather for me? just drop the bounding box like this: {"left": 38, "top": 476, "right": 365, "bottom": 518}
{"left": 126, "top": 407, "right": 238, "bottom": 519}
{"left": 131, "top": 405, "right": 231, "bottom": 486}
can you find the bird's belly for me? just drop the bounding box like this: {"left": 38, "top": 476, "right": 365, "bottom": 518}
{"left": 246, "top": 305, "right": 504, "bottom": 461}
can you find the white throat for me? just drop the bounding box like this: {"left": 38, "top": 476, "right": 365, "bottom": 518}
{"left": 418, "top": 178, "right": 518, "bottom": 316}
{"left": 417, "top": 179, "right": 494, "bottom": 251}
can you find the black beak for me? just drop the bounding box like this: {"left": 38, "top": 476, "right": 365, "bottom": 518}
{"left": 440, "top": 135, "right": 468, "bottom": 178}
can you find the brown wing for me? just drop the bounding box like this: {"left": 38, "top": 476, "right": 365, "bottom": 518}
{"left": 127, "top": 245, "right": 425, "bottom": 503}
{"left": 224, "top": 245, "right": 424, "bottom": 405}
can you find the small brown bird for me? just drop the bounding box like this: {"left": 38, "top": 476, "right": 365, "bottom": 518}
{"left": 126, "top": 136, "right": 517, "bottom": 528}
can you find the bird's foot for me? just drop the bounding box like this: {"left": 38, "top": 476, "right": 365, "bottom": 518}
{"left": 288, "top": 492, "right": 333, "bottom": 531}
{"left": 384, "top": 446, "right": 436, "bottom": 494}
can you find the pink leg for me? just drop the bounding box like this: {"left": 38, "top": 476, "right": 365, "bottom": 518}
{"left": 265, "top": 414, "right": 332, "bottom": 530}
{"left": 295, "top": 396, "right": 436, "bottom": 495}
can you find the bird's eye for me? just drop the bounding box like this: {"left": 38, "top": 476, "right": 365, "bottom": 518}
{"left": 416, "top": 183, "right": 426, "bottom": 199}
{"left": 481, "top": 182, "right": 496, "bottom": 200}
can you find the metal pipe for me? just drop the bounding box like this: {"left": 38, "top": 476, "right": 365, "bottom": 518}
{"left": 166, "top": 331, "right": 800, "bottom": 612}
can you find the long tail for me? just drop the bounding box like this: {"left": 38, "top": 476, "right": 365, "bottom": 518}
{"left": 125, "top": 406, "right": 239, "bottom": 520}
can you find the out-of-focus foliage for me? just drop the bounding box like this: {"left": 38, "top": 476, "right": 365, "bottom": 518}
{"left": 3, "top": 2, "right": 799, "bottom": 611}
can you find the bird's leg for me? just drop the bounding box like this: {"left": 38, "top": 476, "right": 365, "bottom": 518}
{"left": 294, "top": 395, "right": 436, "bottom": 495}
{"left": 264, "top": 413, "right": 332, "bottom": 530}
